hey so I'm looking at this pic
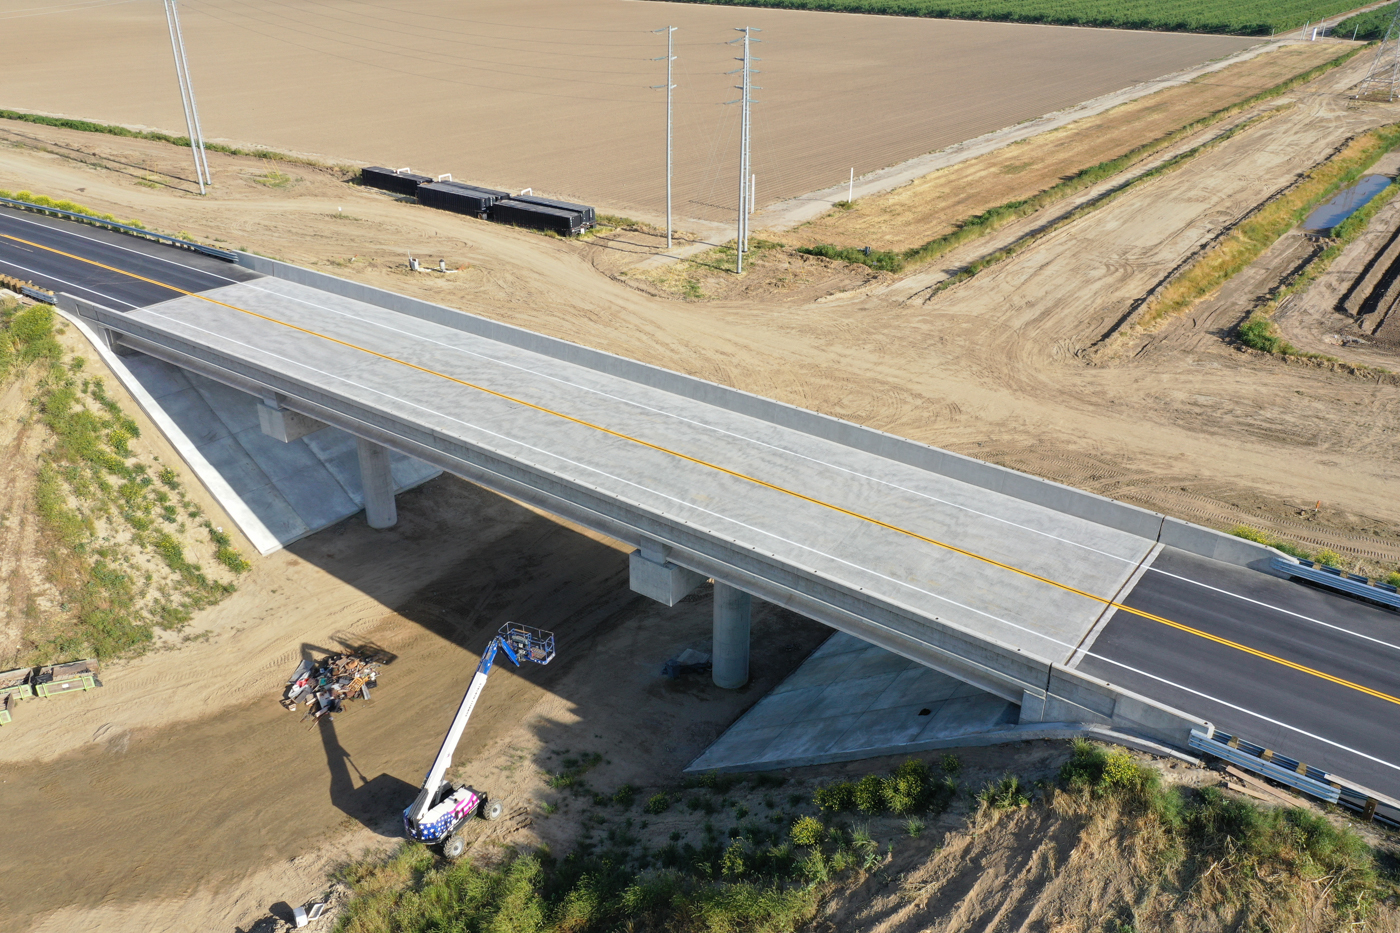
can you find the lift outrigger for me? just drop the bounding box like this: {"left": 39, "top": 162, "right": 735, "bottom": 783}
{"left": 403, "top": 622, "right": 556, "bottom": 859}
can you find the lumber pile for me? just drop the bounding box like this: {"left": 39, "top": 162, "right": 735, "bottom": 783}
{"left": 1222, "top": 765, "right": 1304, "bottom": 806}
{"left": 281, "top": 651, "right": 388, "bottom": 720}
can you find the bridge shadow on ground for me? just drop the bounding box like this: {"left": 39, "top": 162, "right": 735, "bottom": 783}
{"left": 280, "top": 473, "right": 833, "bottom": 844}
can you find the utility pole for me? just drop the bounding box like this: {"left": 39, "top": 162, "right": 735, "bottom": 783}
{"left": 727, "top": 26, "right": 760, "bottom": 273}
{"left": 164, "top": 0, "right": 209, "bottom": 193}
{"left": 652, "top": 26, "right": 677, "bottom": 250}
{"left": 1353, "top": 3, "right": 1400, "bottom": 102}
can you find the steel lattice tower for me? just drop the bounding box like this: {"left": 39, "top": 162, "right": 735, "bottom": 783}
{"left": 1353, "top": 4, "right": 1400, "bottom": 102}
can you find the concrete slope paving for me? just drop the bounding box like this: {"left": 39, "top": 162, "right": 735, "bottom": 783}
{"left": 1080, "top": 547, "right": 1400, "bottom": 798}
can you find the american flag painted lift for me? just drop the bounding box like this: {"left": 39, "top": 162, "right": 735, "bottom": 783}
{"left": 403, "top": 623, "right": 556, "bottom": 859}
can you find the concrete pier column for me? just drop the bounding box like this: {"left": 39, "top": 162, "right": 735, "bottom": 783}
{"left": 712, "top": 581, "right": 752, "bottom": 689}
{"left": 356, "top": 437, "right": 397, "bottom": 529}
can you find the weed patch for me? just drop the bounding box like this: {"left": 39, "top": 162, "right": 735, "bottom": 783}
{"left": 1, "top": 299, "right": 249, "bottom": 663}
{"left": 0, "top": 110, "right": 330, "bottom": 167}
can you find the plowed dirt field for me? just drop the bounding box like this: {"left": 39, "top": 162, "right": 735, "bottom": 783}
{"left": 0, "top": 0, "right": 1252, "bottom": 221}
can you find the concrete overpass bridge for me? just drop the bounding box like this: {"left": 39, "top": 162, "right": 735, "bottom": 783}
{"left": 3, "top": 204, "right": 1398, "bottom": 803}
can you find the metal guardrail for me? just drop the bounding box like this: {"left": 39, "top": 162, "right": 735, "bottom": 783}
{"left": 0, "top": 196, "right": 239, "bottom": 262}
{"left": 1190, "top": 729, "right": 1400, "bottom": 827}
{"left": 1271, "top": 556, "right": 1400, "bottom": 610}
{"left": 1189, "top": 729, "right": 1341, "bottom": 801}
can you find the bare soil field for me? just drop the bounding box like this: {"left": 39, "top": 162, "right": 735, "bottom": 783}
{"left": 0, "top": 0, "right": 1253, "bottom": 222}
{"left": 789, "top": 41, "right": 1350, "bottom": 252}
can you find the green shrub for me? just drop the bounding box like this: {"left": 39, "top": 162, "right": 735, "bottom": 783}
{"left": 216, "top": 546, "right": 251, "bottom": 573}
{"left": 796, "top": 242, "right": 904, "bottom": 272}
{"left": 721, "top": 838, "right": 748, "bottom": 877}
{"left": 852, "top": 774, "right": 885, "bottom": 813}
{"left": 882, "top": 758, "right": 932, "bottom": 814}
{"left": 1314, "top": 548, "right": 1342, "bottom": 568}
{"left": 1385, "top": 571, "right": 1400, "bottom": 587}
{"left": 158, "top": 466, "right": 179, "bottom": 487}
{"left": 644, "top": 793, "right": 671, "bottom": 814}
{"left": 790, "top": 815, "right": 824, "bottom": 847}
{"left": 612, "top": 784, "right": 636, "bottom": 807}
{"left": 1238, "top": 314, "right": 1293, "bottom": 354}
{"left": 812, "top": 781, "right": 854, "bottom": 812}
{"left": 977, "top": 772, "right": 1030, "bottom": 810}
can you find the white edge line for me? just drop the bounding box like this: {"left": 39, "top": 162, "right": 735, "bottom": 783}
{"left": 55, "top": 306, "right": 284, "bottom": 556}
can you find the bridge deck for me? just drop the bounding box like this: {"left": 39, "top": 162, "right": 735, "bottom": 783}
{"left": 129, "top": 276, "right": 1152, "bottom": 667}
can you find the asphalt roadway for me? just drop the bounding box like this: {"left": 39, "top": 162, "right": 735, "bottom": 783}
{"left": 3, "top": 204, "right": 1397, "bottom": 802}
{"left": 1082, "top": 547, "right": 1400, "bottom": 799}
{"left": 0, "top": 206, "right": 258, "bottom": 307}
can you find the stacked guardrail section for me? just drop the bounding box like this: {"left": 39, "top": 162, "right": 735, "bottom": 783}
{"left": 360, "top": 167, "right": 594, "bottom": 236}
{"left": 1270, "top": 556, "right": 1400, "bottom": 610}
{"left": 1190, "top": 729, "right": 1398, "bottom": 827}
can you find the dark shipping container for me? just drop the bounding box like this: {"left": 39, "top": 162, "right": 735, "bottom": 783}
{"left": 361, "top": 166, "right": 433, "bottom": 196}
{"left": 491, "top": 199, "right": 585, "bottom": 236}
{"left": 417, "top": 181, "right": 510, "bottom": 217}
{"left": 511, "top": 194, "right": 595, "bottom": 227}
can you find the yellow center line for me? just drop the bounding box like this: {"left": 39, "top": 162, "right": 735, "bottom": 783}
{"left": 11, "top": 231, "right": 1399, "bottom": 708}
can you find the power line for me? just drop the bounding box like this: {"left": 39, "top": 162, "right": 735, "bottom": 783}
{"left": 1353, "top": 2, "right": 1400, "bottom": 102}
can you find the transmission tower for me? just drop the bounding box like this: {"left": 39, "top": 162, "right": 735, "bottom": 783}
{"left": 727, "top": 27, "right": 760, "bottom": 273}
{"left": 652, "top": 26, "right": 677, "bottom": 250}
{"left": 164, "top": 0, "right": 210, "bottom": 192}
{"left": 1353, "top": 3, "right": 1400, "bottom": 102}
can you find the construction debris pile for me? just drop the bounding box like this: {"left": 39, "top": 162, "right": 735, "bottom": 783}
{"left": 281, "top": 651, "right": 389, "bottom": 721}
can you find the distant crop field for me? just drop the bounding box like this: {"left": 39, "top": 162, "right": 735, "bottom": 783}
{"left": 653, "top": 1, "right": 1369, "bottom": 36}
{"left": 1336, "top": 6, "right": 1396, "bottom": 40}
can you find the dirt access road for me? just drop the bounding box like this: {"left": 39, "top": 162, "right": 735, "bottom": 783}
{"left": 0, "top": 0, "right": 1253, "bottom": 222}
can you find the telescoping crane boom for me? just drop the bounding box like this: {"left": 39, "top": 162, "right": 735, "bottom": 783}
{"left": 403, "top": 622, "right": 555, "bottom": 858}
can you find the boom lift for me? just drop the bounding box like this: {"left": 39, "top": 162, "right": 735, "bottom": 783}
{"left": 403, "top": 622, "right": 555, "bottom": 859}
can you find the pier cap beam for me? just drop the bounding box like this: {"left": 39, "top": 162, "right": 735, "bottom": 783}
{"left": 629, "top": 539, "right": 706, "bottom": 606}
